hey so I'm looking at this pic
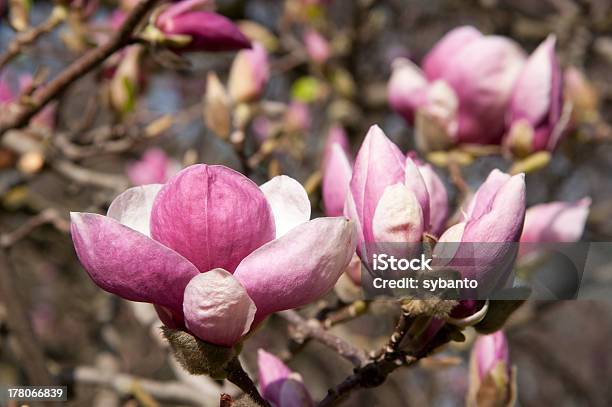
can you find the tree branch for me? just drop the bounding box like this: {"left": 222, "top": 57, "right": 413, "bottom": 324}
{"left": 0, "top": 0, "right": 158, "bottom": 137}
{"left": 278, "top": 310, "right": 368, "bottom": 368}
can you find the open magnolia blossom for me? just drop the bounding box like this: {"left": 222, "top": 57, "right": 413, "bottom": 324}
{"left": 343, "top": 125, "right": 449, "bottom": 259}
{"left": 71, "top": 164, "right": 357, "bottom": 347}
{"left": 258, "top": 349, "right": 313, "bottom": 407}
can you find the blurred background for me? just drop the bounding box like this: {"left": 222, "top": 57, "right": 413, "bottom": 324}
{"left": 1, "top": 0, "right": 612, "bottom": 406}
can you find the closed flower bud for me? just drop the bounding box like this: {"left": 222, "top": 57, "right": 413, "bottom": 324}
{"left": 258, "top": 349, "right": 313, "bottom": 407}
{"left": 322, "top": 126, "right": 352, "bottom": 217}
{"left": 109, "top": 45, "right": 143, "bottom": 115}
{"left": 521, "top": 198, "right": 590, "bottom": 243}
{"left": 468, "top": 331, "right": 515, "bottom": 407}
{"left": 204, "top": 71, "right": 232, "bottom": 139}
{"left": 505, "top": 35, "right": 564, "bottom": 158}
{"left": 304, "top": 29, "right": 331, "bottom": 64}
{"left": 8, "top": 0, "right": 31, "bottom": 31}
{"left": 228, "top": 42, "right": 270, "bottom": 104}
{"left": 148, "top": 0, "right": 251, "bottom": 52}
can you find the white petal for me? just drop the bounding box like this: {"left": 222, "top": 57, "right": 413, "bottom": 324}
{"left": 260, "top": 175, "right": 311, "bottom": 237}
{"left": 107, "top": 184, "right": 163, "bottom": 236}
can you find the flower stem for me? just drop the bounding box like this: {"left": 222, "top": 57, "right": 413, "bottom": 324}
{"left": 225, "top": 357, "right": 271, "bottom": 407}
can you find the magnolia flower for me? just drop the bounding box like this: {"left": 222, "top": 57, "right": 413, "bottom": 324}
{"left": 468, "top": 331, "right": 514, "bottom": 407}
{"left": 435, "top": 169, "right": 526, "bottom": 292}
{"left": 521, "top": 198, "right": 590, "bottom": 243}
{"left": 505, "top": 36, "right": 564, "bottom": 158}
{"left": 71, "top": 165, "right": 356, "bottom": 347}
{"left": 258, "top": 349, "right": 313, "bottom": 407}
{"left": 345, "top": 125, "right": 451, "bottom": 260}
{"left": 322, "top": 126, "right": 352, "bottom": 217}
{"left": 126, "top": 148, "right": 180, "bottom": 186}
{"left": 304, "top": 29, "right": 331, "bottom": 64}
{"left": 228, "top": 42, "right": 270, "bottom": 104}
{"left": 388, "top": 26, "right": 526, "bottom": 147}
{"left": 151, "top": 0, "right": 250, "bottom": 52}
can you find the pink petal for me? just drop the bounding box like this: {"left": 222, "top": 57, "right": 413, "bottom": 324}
{"left": 280, "top": 376, "right": 313, "bottom": 407}
{"left": 322, "top": 143, "right": 353, "bottom": 217}
{"left": 422, "top": 26, "right": 483, "bottom": 81}
{"left": 509, "top": 35, "right": 557, "bottom": 127}
{"left": 107, "top": 184, "right": 163, "bottom": 236}
{"left": 70, "top": 213, "right": 199, "bottom": 313}
{"left": 150, "top": 164, "right": 275, "bottom": 273}
{"left": 260, "top": 175, "right": 311, "bottom": 237}
{"left": 441, "top": 36, "right": 526, "bottom": 144}
{"left": 258, "top": 349, "right": 292, "bottom": 405}
{"left": 183, "top": 269, "right": 256, "bottom": 346}
{"left": 416, "top": 162, "right": 449, "bottom": 235}
{"left": 473, "top": 331, "right": 510, "bottom": 379}
{"left": 234, "top": 218, "right": 357, "bottom": 322}
{"left": 350, "top": 125, "right": 405, "bottom": 245}
{"left": 521, "top": 198, "right": 590, "bottom": 243}
{"left": 404, "top": 156, "right": 430, "bottom": 229}
{"left": 372, "top": 183, "right": 424, "bottom": 245}
{"left": 465, "top": 169, "right": 511, "bottom": 220}
{"left": 323, "top": 125, "right": 350, "bottom": 165}
{"left": 387, "top": 58, "right": 429, "bottom": 123}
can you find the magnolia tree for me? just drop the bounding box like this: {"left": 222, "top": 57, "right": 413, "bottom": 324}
{"left": 0, "top": 1, "right": 608, "bottom": 406}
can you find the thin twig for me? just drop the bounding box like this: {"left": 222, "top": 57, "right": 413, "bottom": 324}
{"left": 0, "top": 6, "right": 67, "bottom": 71}
{"left": 0, "top": 208, "right": 70, "bottom": 248}
{"left": 278, "top": 310, "right": 368, "bottom": 367}
{"left": 225, "top": 357, "right": 271, "bottom": 407}
{"left": 0, "top": 0, "right": 159, "bottom": 137}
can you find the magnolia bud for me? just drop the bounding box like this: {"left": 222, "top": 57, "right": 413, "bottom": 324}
{"left": 228, "top": 42, "right": 270, "bottom": 104}
{"left": 505, "top": 35, "right": 564, "bottom": 158}
{"left": 204, "top": 72, "right": 231, "bottom": 139}
{"left": 109, "top": 45, "right": 143, "bottom": 115}
{"left": 146, "top": 0, "right": 250, "bottom": 52}
{"left": 9, "top": 0, "right": 31, "bottom": 31}
{"left": 304, "top": 29, "right": 331, "bottom": 64}
{"left": 468, "top": 331, "right": 516, "bottom": 407}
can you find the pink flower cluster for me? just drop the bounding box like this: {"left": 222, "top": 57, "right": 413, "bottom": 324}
{"left": 388, "top": 26, "right": 564, "bottom": 157}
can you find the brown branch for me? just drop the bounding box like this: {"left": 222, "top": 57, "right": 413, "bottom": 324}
{"left": 0, "top": 6, "right": 67, "bottom": 71}
{"left": 0, "top": 208, "right": 70, "bottom": 248}
{"left": 278, "top": 310, "right": 368, "bottom": 368}
{"left": 0, "top": 249, "right": 53, "bottom": 385}
{"left": 0, "top": 0, "right": 159, "bottom": 137}
{"left": 224, "top": 357, "right": 271, "bottom": 407}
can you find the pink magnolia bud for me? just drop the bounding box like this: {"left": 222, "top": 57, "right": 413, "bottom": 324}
{"left": 154, "top": 0, "right": 250, "bottom": 52}
{"left": 284, "top": 101, "right": 311, "bottom": 133}
{"left": 505, "top": 35, "right": 564, "bottom": 157}
{"left": 436, "top": 169, "right": 526, "bottom": 291}
{"left": 304, "top": 29, "right": 331, "bottom": 64}
{"left": 345, "top": 125, "right": 435, "bottom": 257}
{"left": 521, "top": 198, "right": 590, "bottom": 243}
{"left": 322, "top": 126, "right": 352, "bottom": 217}
{"left": 258, "top": 349, "right": 313, "bottom": 407}
{"left": 126, "top": 148, "right": 179, "bottom": 186}
{"left": 228, "top": 42, "right": 270, "bottom": 103}
{"left": 71, "top": 165, "right": 356, "bottom": 346}
{"left": 109, "top": 45, "right": 144, "bottom": 115}
{"left": 472, "top": 331, "right": 510, "bottom": 380}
